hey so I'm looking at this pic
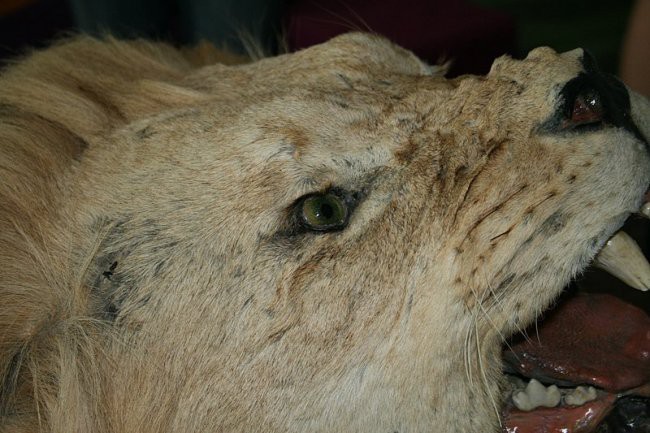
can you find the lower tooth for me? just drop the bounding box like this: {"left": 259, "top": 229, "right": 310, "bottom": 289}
{"left": 594, "top": 231, "right": 650, "bottom": 291}
{"left": 512, "top": 379, "right": 561, "bottom": 411}
{"left": 564, "top": 386, "right": 597, "bottom": 406}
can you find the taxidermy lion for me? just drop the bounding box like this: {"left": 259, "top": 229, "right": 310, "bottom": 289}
{"left": 1, "top": 32, "right": 649, "bottom": 432}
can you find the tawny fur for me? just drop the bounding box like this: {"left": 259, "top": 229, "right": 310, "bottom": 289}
{"left": 1, "top": 33, "right": 649, "bottom": 432}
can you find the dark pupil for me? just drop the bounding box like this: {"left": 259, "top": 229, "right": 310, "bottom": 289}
{"left": 319, "top": 202, "right": 334, "bottom": 220}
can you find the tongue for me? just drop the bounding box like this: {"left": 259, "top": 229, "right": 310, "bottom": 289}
{"left": 500, "top": 206, "right": 650, "bottom": 432}
{"left": 503, "top": 292, "right": 650, "bottom": 393}
{"left": 502, "top": 224, "right": 650, "bottom": 392}
{"left": 502, "top": 293, "right": 650, "bottom": 432}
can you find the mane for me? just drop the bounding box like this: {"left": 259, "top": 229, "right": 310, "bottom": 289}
{"left": 0, "top": 36, "right": 219, "bottom": 430}
{"left": 2, "top": 33, "right": 438, "bottom": 431}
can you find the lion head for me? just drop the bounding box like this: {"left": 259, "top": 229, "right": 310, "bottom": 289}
{"left": 1, "top": 33, "right": 648, "bottom": 432}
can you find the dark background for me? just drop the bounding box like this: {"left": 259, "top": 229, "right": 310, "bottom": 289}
{"left": 0, "top": 0, "right": 636, "bottom": 75}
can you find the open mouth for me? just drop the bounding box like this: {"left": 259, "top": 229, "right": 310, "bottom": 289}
{"left": 501, "top": 196, "right": 650, "bottom": 432}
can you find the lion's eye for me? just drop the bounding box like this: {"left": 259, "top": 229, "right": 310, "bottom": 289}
{"left": 567, "top": 88, "right": 604, "bottom": 127}
{"left": 300, "top": 193, "right": 348, "bottom": 231}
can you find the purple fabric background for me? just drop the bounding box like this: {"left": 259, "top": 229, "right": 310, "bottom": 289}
{"left": 286, "top": 0, "right": 516, "bottom": 77}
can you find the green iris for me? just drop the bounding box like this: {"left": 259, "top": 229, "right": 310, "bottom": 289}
{"left": 301, "top": 193, "right": 348, "bottom": 231}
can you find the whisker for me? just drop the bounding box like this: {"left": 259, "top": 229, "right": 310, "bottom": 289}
{"left": 473, "top": 310, "right": 502, "bottom": 427}
{"left": 310, "top": 1, "right": 367, "bottom": 33}
{"left": 463, "top": 304, "right": 478, "bottom": 387}
{"left": 339, "top": 1, "right": 374, "bottom": 33}
{"left": 472, "top": 280, "right": 509, "bottom": 348}
{"left": 302, "top": 16, "right": 363, "bottom": 33}
{"left": 489, "top": 280, "right": 534, "bottom": 347}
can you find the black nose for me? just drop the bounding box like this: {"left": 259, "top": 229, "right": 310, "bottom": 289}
{"left": 581, "top": 51, "right": 628, "bottom": 116}
{"left": 579, "top": 50, "right": 646, "bottom": 143}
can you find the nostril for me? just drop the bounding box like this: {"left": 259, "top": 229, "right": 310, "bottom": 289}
{"left": 563, "top": 87, "right": 605, "bottom": 129}
{"left": 563, "top": 49, "right": 646, "bottom": 143}
{"left": 541, "top": 69, "right": 646, "bottom": 144}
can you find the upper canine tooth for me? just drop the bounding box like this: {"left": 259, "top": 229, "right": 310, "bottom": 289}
{"left": 594, "top": 231, "right": 650, "bottom": 291}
